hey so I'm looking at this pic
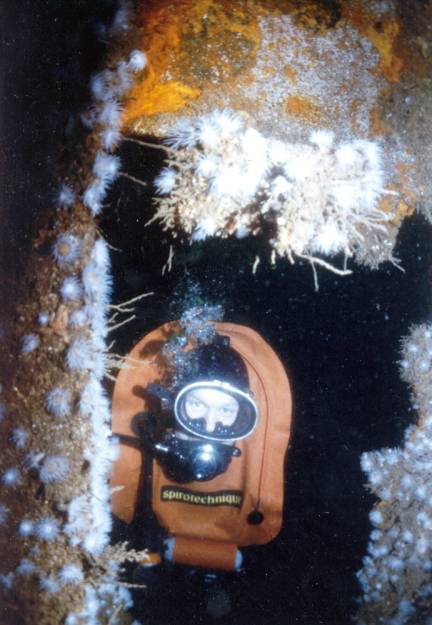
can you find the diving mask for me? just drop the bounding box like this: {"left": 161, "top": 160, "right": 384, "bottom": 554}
{"left": 174, "top": 380, "right": 259, "bottom": 442}
{"left": 154, "top": 380, "right": 259, "bottom": 483}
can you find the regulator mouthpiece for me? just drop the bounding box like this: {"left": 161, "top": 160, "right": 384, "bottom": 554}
{"left": 154, "top": 435, "right": 241, "bottom": 483}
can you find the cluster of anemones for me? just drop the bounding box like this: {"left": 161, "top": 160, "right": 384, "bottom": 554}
{"left": 357, "top": 323, "right": 432, "bottom": 625}
{"left": 0, "top": 4, "right": 146, "bottom": 624}
{"left": 152, "top": 109, "right": 397, "bottom": 283}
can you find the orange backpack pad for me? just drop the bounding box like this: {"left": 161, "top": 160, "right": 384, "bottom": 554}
{"left": 111, "top": 322, "right": 293, "bottom": 570}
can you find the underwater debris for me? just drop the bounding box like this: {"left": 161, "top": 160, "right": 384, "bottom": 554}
{"left": 151, "top": 109, "right": 399, "bottom": 278}
{"left": 357, "top": 323, "right": 432, "bottom": 625}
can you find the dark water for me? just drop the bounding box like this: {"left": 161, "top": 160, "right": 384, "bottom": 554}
{"left": 0, "top": 0, "right": 118, "bottom": 295}
{"left": 3, "top": 2, "right": 432, "bottom": 624}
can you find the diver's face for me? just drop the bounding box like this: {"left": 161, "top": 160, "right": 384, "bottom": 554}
{"left": 184, "top": 388, "right": 240, "bottom": 433}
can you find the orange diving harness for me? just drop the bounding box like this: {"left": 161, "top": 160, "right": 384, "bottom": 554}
{"left": 111, "top": 321, "right": 293, "bottom": 571}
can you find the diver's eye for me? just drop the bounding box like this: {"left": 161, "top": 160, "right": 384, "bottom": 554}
{"left": 186, "top": 398, "right": 204, "bottom": 409}
{"left": 221, "top": 406, "right": 235, "bottom": 414}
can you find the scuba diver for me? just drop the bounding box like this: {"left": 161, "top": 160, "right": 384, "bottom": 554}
{"left": 151, "top": 338, "right": 258, "bottom": 486}
{"left": 111, "top": 314, "right": 292, "bottom": 619}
